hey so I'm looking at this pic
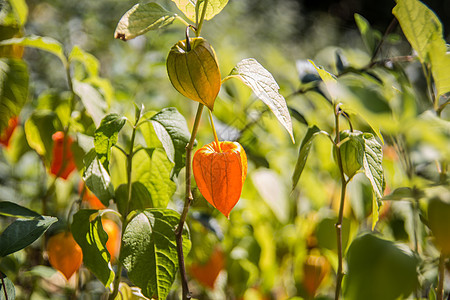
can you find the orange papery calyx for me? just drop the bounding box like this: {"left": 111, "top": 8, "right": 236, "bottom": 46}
{"left": 193, "top": 141, "right": 247, "bottom": 218}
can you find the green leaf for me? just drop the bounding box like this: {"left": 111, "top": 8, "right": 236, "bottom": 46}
{"left": 354, "top": 13, "right": 376, "bottom": 54}
{"left": 143, "top": 107, "right": 192, "bottom": 178}
{"left": 0, "top": 216, "right": 57, "bottom": 257}
{"left": 0, "top": 35, "right": 67, "bottom": 66}
{"left": 24, "top": 110, "right": 61, "bottom": 164}
{"left": 132, "top": 149, "right": 176, "bottom": 209}
{"left": 343, "top": 233, "right": 418, "bottom": 300}
{"left": 0, "top": 272, "right": 15, "bottom": 300}
{"left": 0, "top": 201, "right": 40, "bottom": 218}
{"left": 382, "top": 187, "right": 422, "bottom": 201}
{"left": 69, "top": 46, "right": 100, "bottom": 77}
{"left": 120, "top": 209, "right": 191, "bottom": 300}
{"left": 292, "top": 125, "right": 321, "bottom": 191}
{"left": 83, "top": 149, "right": 115, "bottom": 205}
{"left": 0, "top": 58, "right": 28, "bottom": 132}
{"left": 316, "top": 217, "right": 351, "bottom": 252}
{"left": 171, "top": 0, "right": 228, "bottom": 22}
{"left": 71, "top": 209, "right": 115, "bottom": 287}
{"left": 114, "top": 3, "right": 177, "bottom": 41}
{"left": 94, "top": 113, "right": 127, "bottom": 171}
{"left": 362, "top": 133, "right": 384, "bottom": 199}
{"left": 393, "top": 0, "right": 443, "bottom": 64}
{"left": 72, "top": 79, "right": 107, "bottom": 127}
{"left": 229, "top": 58, "right": 294, "bottom": 143}
{"left": 429, "top": 43, "right": 450, "bottom": 98}
{"left": 10, "top": 0, "right": 28, "bottom": 26}
{"left": 393, "top": 0, "right": 450, "bottom": 97}
{"left": 115, "top": 182, "right": 153, "bottom": 217}
{"left": 309, "top": 60, "right": 338, "bottom": 101}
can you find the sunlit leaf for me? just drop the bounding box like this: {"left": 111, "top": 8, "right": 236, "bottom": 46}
{"left": 228, "top": 58, "right": 294, "bottom": 143}
{"left": 10, "top": 0, "right": 28, "bottom": 26}
{"left": 72, "top": 80, "right": 107, "bottom": 127}
{"left": 354, "top": 13, "right": 376, "bottom": 54}
{"left": 83, "top": 149, "right": 115, "bottom": 205}
{"left": 71, "top": 209, "right": 115, "bottom": 287}
{"left": 0, "top": 35, "right": 67, "bottom": 66}
{"left": 171, "top": 0, "right": 228, "bottom": 22}
{"left": 429, "top": 43, "right": 450, "bottom": 98}
{"left": 24, "top": 110, "right": 62, "bottom": 164}
{"left": 120, "top": 209, "right": 191, "bottom": 300}
{"left": 343, "top": 233, "right": 418, "bottom": 300}
{"left": 0, "top": 58, "right": 28, "bottom": 132}
{"left": 362, "top": 133, "right": 384, "bottom": 199}
{"left": 69, "top": 46, "right": 100, "bottom": 77}
{"left": 141, "top": 107, "right": 192, "bottom": 178}
{"left": 115, "top": 3, "right": 177, "bottom": 41}
{"left": 292, "top": 125, "right": 321, "bottom": 191}
{"left": 0, "top": 216, "right": 57, "bottom": 257}
{"left": 94, "top": 113, "right": 127, "bottom": 171}
{"left": 132, "top": 148, "right": 176, "bottom": 209}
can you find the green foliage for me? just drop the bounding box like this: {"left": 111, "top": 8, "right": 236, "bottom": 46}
{"left": 0, "top": 58, "right": 28, "bottom": 132}
{"left": 114, "top": 3, "right": 177, "bottom": 41}
{"left": 71, "top": 209, "right": 115, "bottom": 287}
{"left": 171, "top": 0, "right": 229, "bottom": 22}
{"left": 0, "top": 272, "right": 15, "bottom": 300}
{"left": 120, "top": 209, "right": 191, "bottom": 300}
{"left": 343, "top": 233, "right": 418, "bottom": 300}
{"left": 0, "top": 214, "right": 57, "bottom": 257}
{"left": 83, "top": 149, "right": 115, "bottom": 205}
{"left": 228, "top": 58, "right": 294, "bottom": 143}
{"left": 94, "top": 113, "right": 127, "bottom": 170}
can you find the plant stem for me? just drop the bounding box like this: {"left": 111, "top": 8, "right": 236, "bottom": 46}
{"left": 208, "top": 110, "right": 222, "bottom": 152}
{"left": 0, "top": 272, "right": 8, "bottom": 300}
{"left": 175, "top": 103, "right": 204, "bottom": 300}
{"left": 437, "top": 253, "right": 446, "bottom": 300}
{"left": 196, "top": 0, "right": 209, "bottom": 36}
{"left": 108, "top": 119, "right": 139, "bottom": 300}
{"left": 334, "top": 103, "right": 348, "bottom": 300}
{"left": 370, "top": 18, "right": 398, "bottom": 65}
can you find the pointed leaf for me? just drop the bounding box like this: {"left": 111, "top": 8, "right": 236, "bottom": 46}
{"left": 144, "top": 107, "right": 192, "bottom": 177}
{"left": 115, "top": 3, "right": 177, "bottom": 41}
{"left": 0, "top": 201, "right": 40, "bottom": 218}
{"left": 115, "top": 182, "right": 153, "bottom": 216}
{"left": 120, "top": 209, "right": 191, "bottom": 300}
{"left": 0, "top": 36, "right": 67, "bottom": 66}
{"left": 362, "top": 133, "right": 384, "bottom": 199}
{"left": 71, "top": 209, "right": 115, "bottom": 287}
{"left": 354, "top": 13, "right": 376, "bottom": 54}
{"left": 132, "top": 149, "right": 176, "bottom": 209}
{"left": 69, "top": 46, "right": 100, "bottom": 77}
{"left": 94, "top": 113, "right": 127, "bottom": 171}
{"left": 24, "top": 110, "right": 61, "bottom": 164}
{"left": 83, "top": 149, "right": 115, "bottom": 205}
{"left": 171, "top": 0, "right": 228, "bottom": 22}
{"left": 229, "top": 58, "right": 294, "bottom": 143}
{"left": 0, "top": 58, "right": 28, "bottom": 132}
{"left": 72, "top": 80, "right": 107, "bottom": 127}
{"left": 0, "top": 216, "right": 57, "bottom": 257}
{"left": 393, "top": 0, "right": 443, "bottom": 64}
{"left": 292, "top": 125, "right": 321, "bottom": 190}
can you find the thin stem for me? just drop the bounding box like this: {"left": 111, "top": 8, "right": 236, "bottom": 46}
{"left": 334, "top": 103, "right": 348, "bottom": 300}
{"left": 208, "top": 110, "right": 222, "bottom": 152}
{"left": 370, "top": 18, "right": 398, "bottom": 64}
{"left": 175, "top": 103, "right": 204, "bottom": 300}
{"left": 195, "top": 0, "right": 209, "bottom": 37}
{"left": 109, "top": 119, "right": 139, "bottom": 300}
{"left": 1, "top": 272, "right": 8, "bottom": 300}
{"left": 437, "top": 253, "right": 446, "bottom": 300}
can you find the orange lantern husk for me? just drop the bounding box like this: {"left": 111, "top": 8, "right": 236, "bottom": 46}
{"left": 50, "top": 131, "right": 77, "bottom": 180}
{"left": 193, "top": 141, "right": 247, "bottom": 218}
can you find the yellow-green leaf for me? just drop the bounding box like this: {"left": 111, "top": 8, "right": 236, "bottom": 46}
{"left": 171, "top": 0, "right": 228, "bottom": 22}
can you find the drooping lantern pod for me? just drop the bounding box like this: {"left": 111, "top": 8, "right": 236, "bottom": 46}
{"left": 166, "top": 27, "right": 221, "bottom": 111}
{"left": 193, "top": 141, "right": 247, "bottom": 218}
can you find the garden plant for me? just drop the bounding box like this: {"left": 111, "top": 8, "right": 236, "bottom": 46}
{"left": 0, "top": 0, "right": 449, "bottom": 299}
